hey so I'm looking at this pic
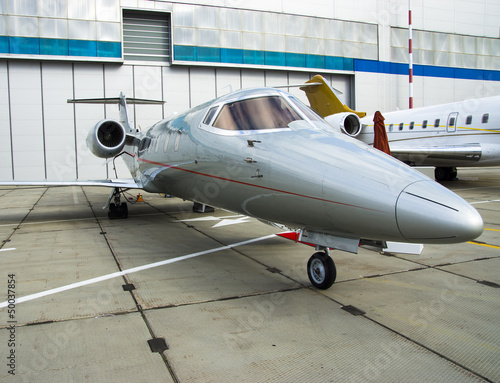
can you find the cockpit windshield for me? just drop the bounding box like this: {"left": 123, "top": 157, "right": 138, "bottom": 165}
{"left": 212, "top": 96, "right": 302, "bottom": 131}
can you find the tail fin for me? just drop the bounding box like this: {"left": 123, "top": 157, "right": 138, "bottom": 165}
{"left": 68, "top": 93, "right": 164, "bottom": 133}
{"left": 300, "top": 75, "right": 366, "bottom": 118}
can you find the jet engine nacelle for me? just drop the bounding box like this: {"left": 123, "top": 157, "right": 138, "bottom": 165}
{"left": 86, "top": 119, "right": 127, "bottom": 158}
{"left": 324, "top": 112, "right": 362, "bottom": 137}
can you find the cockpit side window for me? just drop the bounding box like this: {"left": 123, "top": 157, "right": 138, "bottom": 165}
{"left": 213, "top": 96, "right": 302, "bottom": 131}
{"left": 203, "top": 106, "right": 219, "bottom": 125}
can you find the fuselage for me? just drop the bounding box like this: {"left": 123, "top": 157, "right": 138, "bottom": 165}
{"left": 122, "top": 88, "right": 483, "bottom": 245}
{"left": 358, "top": 96, "right": 500, "bottom": 167}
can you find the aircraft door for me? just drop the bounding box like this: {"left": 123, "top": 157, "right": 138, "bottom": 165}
{"left": 447, "top": 112, "right": 459, "bottom": 133}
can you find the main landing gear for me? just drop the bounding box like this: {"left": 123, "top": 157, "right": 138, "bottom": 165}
{"left": 435, "top": 166, "right": 457, "bottom": 182}
{"left": 307, "top": 248, "right": 337, "bottom": 290}
{"left": 107, "top": 187, "right": 128, "bottom": 219}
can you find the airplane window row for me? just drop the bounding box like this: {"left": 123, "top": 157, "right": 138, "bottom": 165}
{"left": 388, "top": 113, "right": 489, "bottom": 132}
{"left": 390, "top": 119, "right": 439, "bottom": 131}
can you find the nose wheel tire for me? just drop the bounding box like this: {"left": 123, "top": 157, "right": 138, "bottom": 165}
{"left": 307, "top": 252, "right": 336, "bottom": 289}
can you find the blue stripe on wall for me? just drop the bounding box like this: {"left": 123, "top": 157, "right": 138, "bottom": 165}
{"left": 1, "top": 36, "right": 498, "bottom": 82}
{"left": 173, "top": 45, "right": 355, "bottom": 72}
{"left": 0, "top": 36, "right": 121, "bottom": 58}
{"left": 354, "top": 59, "right": 500, "bottom": 81}
{"left": 173, "top": 45, "right": 500, "bottom": 81}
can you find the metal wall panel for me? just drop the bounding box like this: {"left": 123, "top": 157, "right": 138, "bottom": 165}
{"left": 38, "top": 0, "right": 67, "bottom": 18}
{"left": 9, "top": 62, "right": 45, "bottom": 180}
{"left": 134, "top": 65, "right": 164, "bottom": 129}
{"left": 189, "top": 67, "right": 217, "bottom": 107}
{"left": 42, "top": 63, "right": 76, "bottom": 180}
{"left": 39, "top": 18, "right": 68, "bottom": 39}
{"left": 215, "top": 68, "right": 241, "bottom": 98}
{"left": 8, "top": 0, "right": 37, "bottom": 16}
{"left": 162, "top": 66, "right": 190, "bottom": 116}
{"left": 68, "top": 0, "right": 96, "bottom": 20}
{"left": 72, "top": 63, "right": 108, "bottom": 180}
{"left": 0, "top": 61, "right": 12, "bottom": 179}
{"left": 103, "top": 65, "right": 134, "bottom": 123}
{"left": 96, "top": 0, "right": 120, "bottom": 22}
{"left": 241, "top": 70, "right": 266, "bottom": 89}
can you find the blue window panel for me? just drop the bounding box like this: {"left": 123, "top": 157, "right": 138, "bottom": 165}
{"left": 97, "top": 41, "right": 121, "bottom": 58}
{"left": 265, "top": 51, "right": 285, "bottom": 66}
{"left": 485, "top": 70, "right": 500, "bottom": 81}
{"left": 69, "top": 40, "right": 97, "bottom": 57}
{"left": 0, "top": 36, "right": 9, "bottom": 53}
{"left": 243, "top": 50, "right": 265, "bottom": 65}
{"left": 455, "top": 67, "right": 483, "bottom": 81}
{"left": 306, "top": 54, "right": 325, "bottom": 69}
{"left": 354, "top": 59, "right": 379, "bottom": 73}
{"left": 174, "top": 45, "right": 197, "bottom": 61}
{"left": 197, "top": 47, "right": 220, "bottom": 62}
{"left": 286, "top": 53, "right": 306, "bottom": 68}
{"left": 221, "top": 48, "right": 243, "bottom": 64}
{"left": 9, "top": 37, "right": 39, "bottom": 55}
{"left": 390, "top": 62, "right": 408, "bottom": 75}
{"left": 343, "top": 58, "right": 354, "bottom": 71}
{"left": 325, "top": 56, "right": 345, "bottom": 70}
{"left": 422, "top": 65, "right": 454, "bottom": 79}
{"left": 413, "top": 64, "right": 424, "bottom": 76}
{"left": 40, "top": 38, "right": 69, "bottom": 56}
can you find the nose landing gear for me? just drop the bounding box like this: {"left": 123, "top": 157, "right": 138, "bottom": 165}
{"left": 307, "top": 248, "right": 336, "bottom": 289}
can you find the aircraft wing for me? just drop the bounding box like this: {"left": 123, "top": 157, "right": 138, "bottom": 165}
{"left": 390, "top": 144, "right": 482, "bottom": 164}
{"left": 0, "top": 178, "right": 142, "bottom": 189}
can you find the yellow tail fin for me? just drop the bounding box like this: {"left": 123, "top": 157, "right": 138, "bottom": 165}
{"left": 300, "top": 75, "right": 366, "bottom": 118}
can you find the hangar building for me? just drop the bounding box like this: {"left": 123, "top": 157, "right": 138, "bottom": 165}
{"left": 1, "top": 0, "right": 499, "bottom": 180}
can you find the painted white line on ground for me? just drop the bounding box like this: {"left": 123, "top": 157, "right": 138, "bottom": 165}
{"left": 0, "top": 248, "right": 16, "bottom": 252}
{"left": 0, "top": 213, "right": 166, "bottom": 227}
{"left": 471, "top": 199, "right": 500, "bottom": 205}
{"left": 0, "top": 234, "right": 276, "bottom": 308}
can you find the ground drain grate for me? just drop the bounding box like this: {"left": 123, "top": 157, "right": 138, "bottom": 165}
{"left": 148, "top": 338, "right": 168, "bottom": 353}
{"left": 122, "top": 283, "right": 136, "bottom": 291}
{"left": 341, "top": 305, "right": 365, "bottom": 316}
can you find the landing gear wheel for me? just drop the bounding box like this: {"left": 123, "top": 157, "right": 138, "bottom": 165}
{"left": 435, "top": 167, "right": 457, "bottom": 182}
{"left": 307, "top": 252, "right": 336, "bottom": 289}
{"left": 120, "top": 202, "right": 128, "bottom": 218}
{"left": 108, "top": 201, "right": 128, "bottom": 219}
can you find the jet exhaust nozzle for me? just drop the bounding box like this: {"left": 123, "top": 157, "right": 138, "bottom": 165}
{"left": 87, "top": 119, "right": 127, "bottom": 158}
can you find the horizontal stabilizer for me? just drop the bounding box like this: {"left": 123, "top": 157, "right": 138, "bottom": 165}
{"left": 68, "top": 97, "right": 164, "bottom": 105}
{"left": 272, "top": 82, "right": 322, "bottom": 89}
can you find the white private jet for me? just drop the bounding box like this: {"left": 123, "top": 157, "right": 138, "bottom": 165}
{"left": 301, "top": 75, "right": 500, "bottom": 181}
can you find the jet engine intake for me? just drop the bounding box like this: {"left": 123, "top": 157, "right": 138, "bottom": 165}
{"left": 87, "top": 119, "right": 127, "bottom": 158}
{"left": 324, "top": 112, "right": 362, "bottom": 137}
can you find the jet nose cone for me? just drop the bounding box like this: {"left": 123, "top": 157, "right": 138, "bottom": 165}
{"left": 396, "top": 181, "right": 483, "bottom": 243}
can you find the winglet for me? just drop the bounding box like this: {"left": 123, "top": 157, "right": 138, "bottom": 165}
{"left": 300, "top": 75, "right": 366, "bottom": 118}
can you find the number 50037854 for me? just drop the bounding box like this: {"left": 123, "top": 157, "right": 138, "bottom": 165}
{"left": 7, "top": 274, "right": 16, "bottom": 319}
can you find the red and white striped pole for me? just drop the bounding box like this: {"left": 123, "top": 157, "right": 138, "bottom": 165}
{"left": 408, "top": 0, "right": 413, "bottom": 109}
